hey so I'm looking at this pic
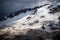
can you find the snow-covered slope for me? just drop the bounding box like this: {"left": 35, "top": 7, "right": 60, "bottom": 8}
{"left": 0, "top": 1, "right": 60, "bottom": 36}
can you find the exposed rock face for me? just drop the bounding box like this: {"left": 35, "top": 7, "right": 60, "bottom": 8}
{"left": 0, "top": 4, "right": 49, "bottom": 21}
{"left": 0, "top": 29, "right": 60, "bottom": 40}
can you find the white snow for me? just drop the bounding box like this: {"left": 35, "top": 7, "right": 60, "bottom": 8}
{"left": 0, "top": 1, "right": 60, "bottom": 35}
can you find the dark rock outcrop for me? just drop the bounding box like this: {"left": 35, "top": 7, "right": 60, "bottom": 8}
{"left": 0, "top": 4, "right": 49, "bottom": 21}
{"left": 0, "top": 29, "right": 60, "bottom": 40}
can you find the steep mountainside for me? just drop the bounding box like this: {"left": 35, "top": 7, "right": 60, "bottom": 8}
{"left": 0, "top": 0, "right": 60, "bottom": 40}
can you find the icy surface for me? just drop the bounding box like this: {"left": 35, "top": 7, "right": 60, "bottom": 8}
{"left": 0, "top": 0, "right": 60, "bottom": 35}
